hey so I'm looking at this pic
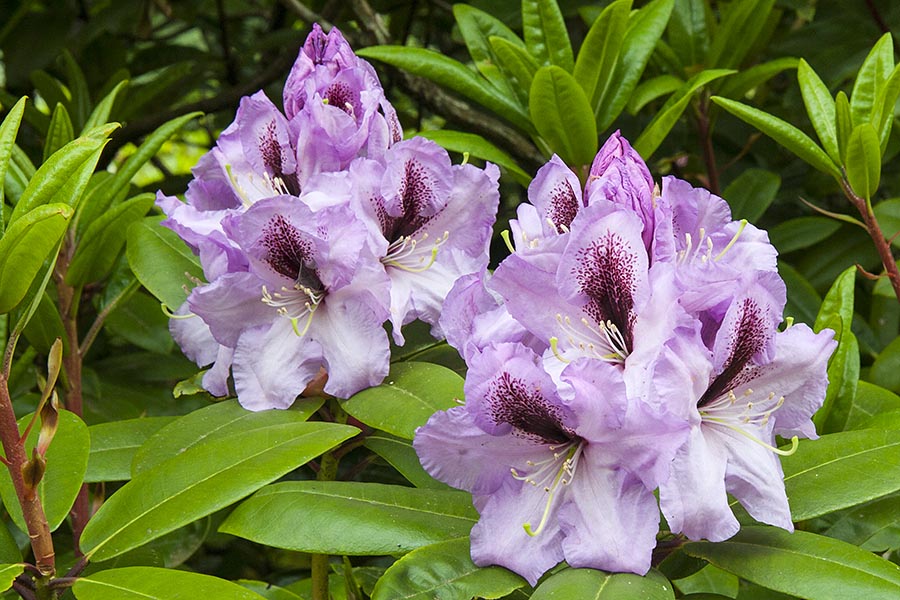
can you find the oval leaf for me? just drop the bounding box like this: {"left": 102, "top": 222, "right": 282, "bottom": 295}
{"left": 73, "top": 567, "right": 266, "bottom": 600}
{"left": 529, "top": 65, "right": 598, "bottom": 169}
{"left": 531, "top": 568, "right": 674, "bottom": 599}
{"left": 43, "top": 103, "right": 74, "bottom": 163}
{"left": 522, "top": 0, "right": 574, "bottom": 71}
{"left": 797, "top": 59, "right": 839, "bottom": 162}
{"left": 85, "top": 417, "right": 177, "bottom": 483}
{"left": 219, "top": 481, "right": 477, "bottom": 555}
{"left": 684, "top": 527, "right": 900, "bottom": 599}
{"left": 79, "top": 421, "right": 357, "bottom": 561}
{"left": 342, "top": 362, "right": 463, "bottom": 439}
{"left": 846, "top": 122, "right": 881, "bottom": 200}
{"left": 573, "top": 0, "right": 631, "bottom": 116}
{"left": 850, "top": 33, "right": 894, "bottom": 127}
{"left": 372, "top": 538, "right": 525, "bottom": 600}
{"left": 0, "top": 96, "right": 28, "bottom": 215}
{"left": 125, "top": 216, "right": 203, "bottom": 309}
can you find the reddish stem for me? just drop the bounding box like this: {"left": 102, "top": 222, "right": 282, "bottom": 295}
{"left": 841, "top": 179, "right": 900, "bottom": 303}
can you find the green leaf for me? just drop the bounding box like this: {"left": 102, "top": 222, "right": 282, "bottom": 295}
{"left": 342, "top": 362, "right": 463, "bottom": 440}
{"left": 684, "top": 527, "right": 900, "bottom": 599}
{"left": 668, "top": 0, "right": 709, "bottom": 67}
{"left": 125, "top": 216, "right": 203, "bottom": 310}
{"left": 0, "top": 96, "right": 27, "bottom": 222}
{"left": 453, "top": 4, "right": 523, "bottom": 99}
{"left": 103, "top": 290, "right": 173, "bottom": 354}
{"left": 522, "top": 0, "right": 574, "bottom": 71}
{"left": 490, "top": 36, "right": 540, "bottom": 105}
{"left": 845, "top": 381, "right": 900, "bottom": 430}
{"left": 220, "top": 481, "right": 477, "bottom": 555}
{"left": 86, "top": 417, "right": 177, "bottom": 483}
{"left": 364, "top": 433, "right": 449, "bottom": 490}
{"left": 80, "top": 420, "right": 357, "bottom": 561}
{"left": 72, "top": 567, "right": 266, "bottom": 600}
{"left": 21, "top": 291, "right": 66, "bottom": 354}
{"left": 8, "top": 123, "right": 117, "bottom": 223}
{"left": 813, "top": 266, "right": 858, "bottom": 433}
{"left": 824, "top": 494, "right": 900, "bottom": 552}
{"left": 782, "top": 429, "right": 900, "bottom": 521}
{"left": 779, "top": 262, "right": 821, "bottom": 326}
{"left": 132, "top": 397, "right": 324, "bottom": 475}
{"left": 43, "top": 103, "right": 74, "bottom": 163}
{"left": 874, "top": 199, "right": 900, "bottom": 248}
{"left": 846, "top": 123, "right": 882, "bottom": 200}
{"left": 62, "top": 49, "right": 91, "bottom": 132}
{"left": 850, "top": 33, "right": 894, "bottom": 127}
{"left": 674, "top": 565, "right": 739, "bottom": 598}
{"left": 836, "top": 91, "right": 853, "bottom": 164}
{"left": 371, "top": 538, "right": 525, "bottom": 600}
{"left": 705, "top": 0, "right": 775, "bottom": 70}
{"left": 0, "top": 203, "right": 72, "bottom": 314}
{"left": 0, "top": 410, "right": 90, "bottom": 532}
{"left": 629, "top": 75, "right": 684, "bottom": 115}
{"left": 872, "top": 63, "right": 900, "bottom": 154}
{"left": 357, "top": 47, "right": 532, "bottom": 132}
{"left": 416, "top": 129, "right": 531, "bottom": 185}
{"left": 530, "top": 65, "right": 598, "bottom": 168}
{"left": 634, "top": 69, "right": 734, "bottom": 158}
{"left": 83, "top": 79, "right": 129, "bottom": 133}
{"left": 573, "top": 0, "right": 631, "bottom": 119}
{"left": 0, "top": 564, "right": 24, "bottom": 593}
{"left": 716, "top": 57, "right": 799, "bottom": 101}
{"left": 712, "top": 96, "right": 841, "bottom": 179}
{"left": 531, "top": 568, "right": 674, "bottom": 599}
{"left": 0, "top": 523, "right": 22, "bottom": 564}
{"left": 66, "top": 193, "right": 155, "bottom": 286}
{"left": 870, "top": 336, "right": 900, "bottom": 394}
{"left": 722, "top": 168, "right": 780, "bottom": 222}
{"left": 4, "top": 144, "right": 36, "bottom": 206}
{"left": 797, "top": 59, "right": 839, "bottom": 163}
{"left": 238, "top": 581, "right": 303, "bottom": 600}
{"left": 30, "top": 70, "right": 70, "bottom": 120}
{"left": 768, "top": 216, "right": 841, "bottom": 254}
{"left": 596, "top": 0, "right": 675, "bottom": 130}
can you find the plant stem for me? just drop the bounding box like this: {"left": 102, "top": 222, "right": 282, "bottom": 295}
{"left": 841, "top": 178, "right": 900, "bottom": 303}
{"left": 0, "top": 374, "right": 54, "bottom": 577}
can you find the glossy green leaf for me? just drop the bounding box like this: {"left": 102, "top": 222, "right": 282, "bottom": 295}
{"left": 0, "top": 96, "right": 27, "bottom": 222}
{"left": 872, "top": 63, "right": 900, "bottom": 154}
{"left": 86, "top": 417, "right": 177, "bottom": 483}
{"left": 132, "top": 397, "right": 324, "bottom": 475}
{"left": 684, "top": 527, "right": 900, "bottom": 599}
{"left": 722, "top": 168, "right": 780, "bottom": 222}
{"left": 238, "top": 581, "right": 303, "bottom": 600}
{"left": 870, "top": 336, "right": 900, "bottom": 394}
{"left": 716, "top": 57, "right": 799, "bottom": 101}
{"left": 357, "top": 47, "right": 531, "bottom": 132}
{"left": 73, "top": 567, "right": 266, "bottom": 600}
{"left": 597, "top": 0, "right": 674, "bottom": 130}
{"left": 83, "top": 79, "right": 128, "bottom": 132}
{"left": 782, "top": 429, "right": 900, "bottom": 521}
{"left": 43, "top": 103, "right": 74, "bottom": 163}
{"left": 845, "top": 382, "right": 900, "bottom": 430}
{"left": 9, "top": 123, "right": 116, "bottom": 223}
{"left": 67, "top": 193, "right": 155, "bottom": 286}
{"left": 371, "top": 538, "right": 525, "bottom": 600}
{"left": 532, "top": 568, "right": 674, "bottom": 599}
{"left": 797, "top": 59, "right": 839, "bottom": 162}
{"left": 81, "top": 420, "right": 357, "bottom": 561}
{"left": 0, "top": 522, "right": 21, "bottom": 564}
{"left": 0, "top": 410, "right": 90, "bottom": 532}
{"left": 705, "top": 0, "right": 774, "bottom": 70}
{"left": 4, "top": 144, "right": 36, "bottom": 206}
{"left": 530, "top": 65, "right": 598, "bottom": 168}
{"left": 813, "top": 267, "right": 858, "bottom": 433}
{"left": 416, "top": 129, "right": 531, "bottom": 185}
{"left": 453, "top": 4, "right": 523, "bottom": 99}
{"left": 126, "top": 216, "right": 203, "bottom": 309}
{"left": 0, "top": 564, "right": 24, "bottom": 593}
{"left": 850, "top": 33, "right": 894, "bottom": 127}
{"left": 824, "top": 494, "right": 900, "bottom": 552}
{"left": 364, "top": 433, "right": 449, "bottom": 490}
{"left": 629, "top": 74, "right": 684, "bottom": 115}
{"left": 836, "top": 90, "right": 853, "bottom": 164}
{"left": 489, "top": 36, "right": 540, "bottom": 105}
{"left": 768, "top": 216, "right": 841, "bottom": 254}
{"left": 674, "top": 565, "right": 738, "bottom": 598}
{"left": 779, "top": 262, "right": 821, "bottom": 326}
{"left": 846, "top": 123, "right": 881, "bottom": 200}
{"left": 522, "top": 0, "right": 573, "bottom": 71}
{"left": 668, "top": 0, "right": 709, "bottom": 67}
{"left": 220, "top": 481, "right": 477, "bottom": 555}
{"left": 342, "top": 362, "right": 462, "bottom": 440}
{"left": 634, "top": 69, "right": 734, "bottom": 158}
{"left": 712, "top": 96, "right": 841, "bottom": 179}
{"left": 0, "top": 202, "right": 72, "bottom": 313}
{"left": 573, "top": 0, "right": 631, "bottom": 118}
{"left": 21, "top": 291, "right": 65, "bottom": 354}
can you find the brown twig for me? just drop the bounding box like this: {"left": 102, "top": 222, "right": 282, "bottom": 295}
{"left": 864, "top": 0, "right": 890, "bottom": 34}
{"left": 841, "top": 178, "right": 900, "bottom": 302}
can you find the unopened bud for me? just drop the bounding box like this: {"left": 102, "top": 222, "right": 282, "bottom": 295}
{"left": 22, "top": 449, "right": 47, "bottom": 499}
{"left": 36, "top": 391, "right": 59, "bottom": 458}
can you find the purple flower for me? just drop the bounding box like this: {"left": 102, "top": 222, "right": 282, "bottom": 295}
{"left": 414, "top": 342, "right": 687, "bottom": 585}
{"left": 185, "top": 196, "right": 391, "bottom": 409}
{"left": 643, "top": 283, "right": 836, "bottom": 541}
{"left": 349, "top": 138, "right": 500, "bottom": 342}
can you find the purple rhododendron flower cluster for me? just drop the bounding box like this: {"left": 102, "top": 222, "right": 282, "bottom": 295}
{"left": 414, "top": 132, "right": 837, "bottom": 585}
{"left": 158, "top": 25, "right": 499, "bottom": 409}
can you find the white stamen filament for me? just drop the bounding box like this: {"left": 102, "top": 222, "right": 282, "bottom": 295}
{"left": 511, "top": 443, "right": 583, "bottom": 537}
{"left": 261, "top": 283, "right": 325, "bottom": 337}
{"left": 382, "top": 230, "right": 449, "bottom": 272}
{"left": 553, "top": 314, "right": 628, "bottom": 364}
{"left": 677, "top": 228, "right": 714, "bottom": 265}
{"left": 700, "top": 388, "right": 799, "bottom": 456}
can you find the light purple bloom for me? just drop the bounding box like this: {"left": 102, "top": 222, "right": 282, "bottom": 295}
{"left": 414, "top": 342, "right": 687, "bottom": 585}
{"left": 185, "top": 196, "right": 391, "bottom": 409}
